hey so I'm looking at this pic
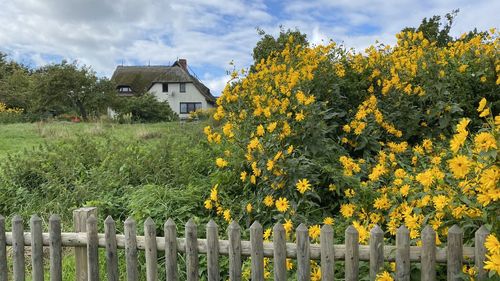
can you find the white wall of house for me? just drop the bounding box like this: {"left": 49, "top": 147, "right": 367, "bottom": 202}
{"left": 149, "top": 82, "right": 213, "bottom": 118}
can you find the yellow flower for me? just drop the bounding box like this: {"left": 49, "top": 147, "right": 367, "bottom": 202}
{"left": 295, "top": 111, "right": 305, "bottom": 121}
{"left": 448, "top": 155, "right": 472, "bottom": 179}
{"left": 204, "top": 199, "right": 212, "bottom": 209}
{"left": 267, "top": 122, "right": 277, "bottom": 133}
{"left": 485, "top": 234, "right": 500, "bottom": 255}
{"left": 223, "top": 209, "right": 231, "bottom": 222}
{"left": 474, "top": 132, "right": 497, "bottom": 152}
{"left": 308, "top": 225, "right": 321, "bottom": 240}
{"left": 373, "top": 194, "right": 391, "bottom": 210}
{"left": 400, "top": 184, "right": 410, "bottom": 197}
{"left": 328, "top": 184, "right": 336, "bottom": 191}
{"left": 433, "top": 195, "right": 450, "bottom": 211}
{"left": 340, "top": 203, "right": 355, "bottom": 218}
{"left": 376, "top": 271, "right": 394, "bottom": 281}
{"left": 479, "top": 108, "right": 490, "bottom": 118}
{"left": 240, "top": 171, "right": 247, "bottom": 182}
{"left": 283, "top": 219, "right": 293, "bottom": 234}
{"left": 210, "top": 185, "right": 218, "bottom": 201}
{"left": 266, "top": 159, "right": 274, "bottom": 171}
{"left": 275, "top": 197, "right": 289, "bottom": 212}
{"left": 458, "top": 64, "right": 468, "bottom": 73}
{"left": 263, "top": 195, "right": 274, "bottom": 207}
{"left": 256, "top": 124, "right": 265, "bottom": 136}
{"left": 296, "top": 178, "right": 311, "bottom": 194}
{"left": 286, "top": 258, "right": 294, "bottom": 270}
{"left": 215, "top": 158, "right": 228, "bottom": 168}
{"left": 246, "top": 203, "right": 252, "bottom": 213}
{"left": 477, "top": 98, "right": 487, "bottom": 112}
{"left": 484, "top": 253, "right": 500, "bottom": 273}
{"left": 323, "top": 217, "right": 334, "bottom": 225}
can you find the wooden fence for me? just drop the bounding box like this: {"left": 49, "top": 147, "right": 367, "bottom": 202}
{"left": 0, "top": 207, "right": 491, "bottom": 281}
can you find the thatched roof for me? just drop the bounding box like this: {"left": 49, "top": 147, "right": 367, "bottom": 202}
{"left": 111, "top": 62, "right": 216, "bottom": 104}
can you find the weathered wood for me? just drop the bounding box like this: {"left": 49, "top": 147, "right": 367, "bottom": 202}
{"left": 273, "top": 223, "right": 286, "bottom": 281}
{"left": 0, "top": 215, "right": 7, "bottom": 281}
{"left": 164, "top": 219, "right": 178, "bottom": 281}
{"left": 345, "top": 225, "right": 359, "bottom": 281}
{"left": 320, "top": 224, "right": 334, "bottom": 281}
{"left": 49, "top": 215, "right": 62, "bottom": 281}
{"left": 227, "top": 221, "right": 241, "bottom": 281}
{"left": 369, "top": 225, "right": 383, "bottom": 281}
{"left": 297, "top": 224, "right": 311, "bottom": 281}
{"left": 73, "top": 207, "right": 98, "bottom": 281}
{"left": 12, "top": 215, "right": 25, "bottom": 281}
{"left": 87, "top": 215, "right": 99, "bottom": 281}
{"left": 474, "top": 226, "right": 489, "bottom": 280}
{"left": 396, "top": 225, "right": 410, "bottom": 281}
{"left": 206, "top": 220, "right": 220, "bottom": 281}
{"left": 421, "top": 225, "right": 436, "bottom": 281}
{"left": 250, "top": 221, "right": 264, "bottom": 281}
{"left": 124, "top": 217, "right": 139, "bottom": 281}
{"left": 144, "top": 217, "right": 158, "bottom": 281}
{"left": 447, "top": 225, "right": 463, "bottom": 281}
{"left": 30, "top": 215, "right": 44, "bottom": 281}
{"left": 185, "top": 219, "right": 199, "bottom": 281}
{"left": 104, "top": 216, "right": 119, "bottom": 281}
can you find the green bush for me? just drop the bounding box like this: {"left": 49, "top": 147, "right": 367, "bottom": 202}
{"left": 115, "top": 93, "right": 178, "bottom": 123}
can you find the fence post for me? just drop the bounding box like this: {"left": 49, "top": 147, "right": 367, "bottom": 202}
{"left": 474, "top": 226, "right": 489, "bottom": 280}
{"left": 86, "top": 215, "right": 99, "bottom": 281}
{"left": 228, "top": 221, "right": 242, "bottom": 281}
{"left": 320, "top": 224, "right": 334, "bottom": 281}
{"left": 164, "top": 218, "right": 178, "bottom": 281}
{"left": 104, "top": 216, "right": 119, "bottom": 281}
{"left": 0, "top": 215, "right": 6, "bottom": 281}
{"left": 124, "top": 217, "right": 139, "bottom": 281}
{"left": 12, "top": 215, "right": 25, "bottom": 281}
{"left": 185, "top": 219, "right": 199, "bottom": 281}
{"left": 345, "top": 225, "right": 359, "bottom": 281}
{"left": 30, "top": 215, "right": 44, "bottom": 281}
{"left": 273, "top": 223, "right": 286, "bottom": 281}
{"left": 144, "top": 217, "right": 158, "bottom": 281}
{"left": 206, "top": 220, "right": 220, "bottom": 281}
{"left": 49, "top": 214, "right": 63, "bottom": 281}
{"left": 447, "top": 225, "right": 463, "bottom": 281}
{"left": 297, "top": 224, "right": 310, "bottom": 281}
{"left": 369, "top": 225, "right": 384, "bottom": 281}
{"left": 421, "top": 225, "right": 436, "bottom": 281}
{"left": 73, "top": 207, "right": 98, "bottom": 281}
{"left": 250, "top": 221, "right": 264, "bottom": 281}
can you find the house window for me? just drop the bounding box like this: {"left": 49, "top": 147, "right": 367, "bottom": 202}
{"left": 179, "top": 83, "right": 186, "bottom": 93}
{"left": 180, "top": 102, "right": 202, "bottom": 114}
{"left": 118, "top": 86, "right": 132, "bottom": 93}
{"left": 162, "top": 83, "right": 168, "bottom": 92}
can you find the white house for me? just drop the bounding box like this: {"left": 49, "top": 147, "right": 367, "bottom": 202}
{"left": 111, "top": 59, "right": 216, "bottom": 118}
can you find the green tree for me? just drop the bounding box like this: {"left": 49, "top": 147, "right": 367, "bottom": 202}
{"left": 401, "top": 9, "right": 459, "bottom": 46}
{"left": 252, "top": 27, "right": 309, "bottom": 66}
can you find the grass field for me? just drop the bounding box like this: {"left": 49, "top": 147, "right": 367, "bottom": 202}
{"left": 0, "top": 121, "right": 201, "bottom": 158}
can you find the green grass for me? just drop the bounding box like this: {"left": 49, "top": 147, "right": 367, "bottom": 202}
{"left": 0, "top": 121, "right": 201, "bottom": 159}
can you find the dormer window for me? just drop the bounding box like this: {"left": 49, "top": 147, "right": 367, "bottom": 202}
{"left": 118, "top": 86, "right": 132, "bottom": 93}
{"left": 180, "top": 83, "right": 186, "bottom": 93}
{"left": 162, "top": 83, "right": 168, "bottom": 92}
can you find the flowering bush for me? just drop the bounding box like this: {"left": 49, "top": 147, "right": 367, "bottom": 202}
{"left": 0, "top": 102, "right": 24, "bottom": 123}
{"left": 205, "top": 29, "right": 499, "bottom": 279}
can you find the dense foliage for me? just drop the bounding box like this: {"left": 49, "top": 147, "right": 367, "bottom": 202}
{"left": 115, "top": 93, "right": 178, "bottom": 123}
{"left": 205, "top": 26, "right": 499, "bottom": 279}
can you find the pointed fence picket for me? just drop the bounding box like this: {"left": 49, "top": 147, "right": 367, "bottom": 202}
{"left": 0, "top": 207, "right": 491, "bottom": 281}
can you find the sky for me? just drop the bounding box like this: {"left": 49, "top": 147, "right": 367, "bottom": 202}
{"left": 0, "top": 0, "right": 498, "bottom": 96}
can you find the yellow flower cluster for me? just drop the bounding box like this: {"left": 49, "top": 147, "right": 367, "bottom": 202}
{"left": 484, "top": 234, "right": 500, "bottom": 274}
{"left": 0, "top": 102, "right": 23, "bottom": 114}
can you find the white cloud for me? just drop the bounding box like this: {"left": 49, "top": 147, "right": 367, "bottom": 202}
{"left": 0, "top": 0, "right": 498, "bottom": 96}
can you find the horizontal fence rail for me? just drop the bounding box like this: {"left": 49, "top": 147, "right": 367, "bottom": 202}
{"left": 0, "top": 207, "right": 491, "bottom": 281}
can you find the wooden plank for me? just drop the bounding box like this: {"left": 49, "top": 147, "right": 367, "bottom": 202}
{"left": 49, "top": 215, "right": 62, "bottom": 281}
{"left": 164, "top": 219, "right": 178, "bottom": 281}
{"left": 104, "top": 216, "right": 119, "bottom": 281}
{"left": 474, "top": 226, "right": 489, "bottom": 280}
{"left": 124, "top": 217, "right": 139, "bottom": 281}
{"left": 206, "top": 220, "right": 220, "bottom": 281}
{"left": 396, "top": 225, "right": 410, "bottom": 281}
{"left": 185, "top": 219, "right": 199, "bottom": 281}
{"left": 87, "top": 215, "right": 99, "bottom": 281}
{"left": 0, "top": 215, "right": 7, "bottom": 281}
{"left": 447, "top": 225, "right": 463, "bottom": 281}
{"left": 73, "top": 207, "right": 98, "bottom": 281}
{"left": 144, "top": 217, "right": 158, "bottom": 281}
{"left": 345, "top": 225, "right": 359, "bottom": 281}
{"left": 421, "top": 225, "right": 436, "bottom": 281}
{"left": 320, "top": 224, "right": 334, "bottom": 281}
{"left": 296, "top": 224, "right": 310, "bottom": 281}
{"left": 227, "top": 221, "right": 241, "bottom": 281}
{"left": 250, "top": 221, "right": 264, "bottom": 281}
{"left": 12, "top": 215, "right": 25, "bottom": 281}
{"left": 369, "top": 225, "right": 383, "bottom": 281}
{"left": 30, "top": 215, "right": 44, "bottom": 281}
{"left": 272, "top": 223, "right": 286, "bottom": 281}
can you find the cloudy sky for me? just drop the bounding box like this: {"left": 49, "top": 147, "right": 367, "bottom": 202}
{"left": 0, "top": 0, "right": 498, "bottom": 95}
